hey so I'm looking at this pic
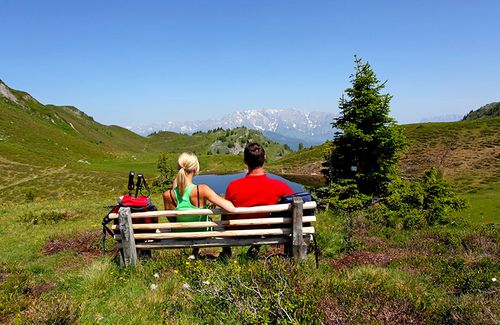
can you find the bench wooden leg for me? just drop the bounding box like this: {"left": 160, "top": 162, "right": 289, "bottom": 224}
{"left": 118, "top": 207, "right": 137, "bottom": 266}
{"left": 291, "top": 197, "right": 307, "bottom": 261}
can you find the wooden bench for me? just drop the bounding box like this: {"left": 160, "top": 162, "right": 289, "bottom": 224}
{"left": 108, "top": 197, "right": 316, "bottom": 266}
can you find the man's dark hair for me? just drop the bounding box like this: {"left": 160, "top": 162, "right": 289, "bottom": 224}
{"left": 244, "top": 142, "right": 266, "bottom": 169}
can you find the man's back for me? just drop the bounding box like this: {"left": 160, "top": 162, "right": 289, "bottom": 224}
{"left": 225, "top": 173, "right": 293, "bottom": 208}
{"left": 220, "top": 142, "right": 293, "bottom": 259}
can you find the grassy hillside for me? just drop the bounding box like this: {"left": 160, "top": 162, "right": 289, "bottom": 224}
{"left": 271, "top": 118, "right": 499, "bottom": 187}
{"left": 147, "top": 127, "right": 290, "bottom": 160}
{"left": 270, "top": 118, "right": 499, "bottom": 223}
{"left": 463, "top": 102, "right": 500, "bottom": 120}
{"left": 0, "top": 82, "right": 293, "bottom": 202}
{"left": 401, "top": 118, "right": 499, "bottom": 190}
{"left": 401, "top": 118, "right": 500, "bottom": 224}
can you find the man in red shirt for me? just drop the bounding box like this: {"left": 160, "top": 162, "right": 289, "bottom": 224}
{"left": 222, "top": 142, "right": 294, "bottom": 259}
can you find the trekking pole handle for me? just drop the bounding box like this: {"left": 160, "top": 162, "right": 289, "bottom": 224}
{"left": 128, "top": 171, "right": 135, "bottom": 193}
{"left": 135, "top": 173, "right": 144, "bottom": 197}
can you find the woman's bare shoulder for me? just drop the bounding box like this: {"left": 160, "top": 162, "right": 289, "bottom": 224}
{"left": 197, "top": 184, "right": 215, "bottom": 196}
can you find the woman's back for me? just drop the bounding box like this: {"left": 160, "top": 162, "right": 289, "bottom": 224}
{"left": 164, "top": 184, "right": 210, "bottom": 210}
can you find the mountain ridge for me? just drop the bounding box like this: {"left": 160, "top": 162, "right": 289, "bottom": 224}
{"left": 463, "top": 102, "right": 500, "bottom": 120}
{"left": 131, "top": 108, "right": 337, "bottom": 149}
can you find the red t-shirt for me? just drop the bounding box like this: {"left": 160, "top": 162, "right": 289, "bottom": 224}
{"left": 225, "top": 173, "right": 294, "bottom": 219}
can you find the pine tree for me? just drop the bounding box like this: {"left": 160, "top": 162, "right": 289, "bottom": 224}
{"left": 152, "top": 152, "right": 175, "bottom": 192}
{"left": 326, "top": 56, "right": 406, "bottom": 198}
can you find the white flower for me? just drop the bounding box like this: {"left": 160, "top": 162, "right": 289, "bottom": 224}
{"left": 182, "top": 283, "right": 191, "bottom": 290}
{"left": 150, "top": 284, "right": 158, "bottom": 290}
{"left": 492, "top": 278, "right": 497, "bottom": 282}
{"left": 188, "top": 255, "right": 196, "bottom": 260}
{"left": 202, "top": 280, "right": 210, "bottom": 285}
{"left": 153, "top": 273, "right": 160, "bottom": 279}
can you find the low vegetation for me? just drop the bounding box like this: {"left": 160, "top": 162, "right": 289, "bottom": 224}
{"left": 0, "top": 195, "right": 498, "bottom": 323}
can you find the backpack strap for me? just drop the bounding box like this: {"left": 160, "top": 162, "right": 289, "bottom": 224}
{"left": 197, "top": 185, "right": 200, "bottom": 208}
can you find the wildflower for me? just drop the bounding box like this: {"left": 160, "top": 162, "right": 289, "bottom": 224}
{"left": 188, "top": 254, "right": 196, "bottom": 260}
{"left": 174, "top": 269, "right": 179, "bottom": 274}
{"left": 153, "top": 273, "right": 160, "bottom": 279}
{"left": 186, "top": 261, "right": 190, "bottom": 266}
{"left": 182, "top": 283, "right": 191, "bottom": 290}
{"left": 493, "top": 278, "right": 497, "bottom": 282}
{"left": 202, "top": 280, "right": 210, "bottom": 285}
{"left": 150, "top": 284, "right": 158, "bottom": 290}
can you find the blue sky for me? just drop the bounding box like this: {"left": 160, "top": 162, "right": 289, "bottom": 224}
{"left": 1, "top": 0, "right": 499, "bottom": 126}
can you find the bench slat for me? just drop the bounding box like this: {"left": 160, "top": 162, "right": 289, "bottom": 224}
{"left": 107, "top": 201, "right": 317, "bottom": 219}
{"left": 111, "top": 216, "right": 316, "bottom": 230}
{"left": 114, "top": 226, "right": 315, "bottom": 240}
{"left": 130, "top": 236, "right": 310, "bottom": 249}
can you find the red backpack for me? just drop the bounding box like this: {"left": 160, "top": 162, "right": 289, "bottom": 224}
{"left": 101, "top": 172, "right": 158, "bottom": 255}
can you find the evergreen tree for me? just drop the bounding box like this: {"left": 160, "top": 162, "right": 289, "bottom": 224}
{"left": 326, "top": 56, "right": 406, "bottom": 197}
{"left": 152, "top": 152, "right": 175, "bottom": 192}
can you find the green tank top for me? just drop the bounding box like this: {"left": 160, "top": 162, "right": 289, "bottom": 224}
{"left": 173, "top": 183, "right": 211, "bottom": 232}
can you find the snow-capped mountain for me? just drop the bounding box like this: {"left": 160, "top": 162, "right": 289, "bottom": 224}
{"left": 131, "top": 109, "right": 336, "bottom": 149}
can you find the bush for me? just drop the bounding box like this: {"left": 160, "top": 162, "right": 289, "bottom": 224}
{"left": 325, "top": 179, "right": 371, "bottom": 212}
{"left": 23, "top": 190, "right": 35, "bottom": 203}
{"left": 18, "top": 210, "right": 71, "bottom": 225}
{"left": 420, "top": 167, "right": 467, "bottom": 225}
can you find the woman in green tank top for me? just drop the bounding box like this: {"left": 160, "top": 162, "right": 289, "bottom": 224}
{"left": 173, "top": 183, "right": 210, "bottom": 231}
{"left": 163, "top": 153, "right": 236, "bottom": 257}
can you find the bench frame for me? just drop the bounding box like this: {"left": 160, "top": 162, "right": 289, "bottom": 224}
{"left": 109, "top": 197, "right": 316, "bottom": 266}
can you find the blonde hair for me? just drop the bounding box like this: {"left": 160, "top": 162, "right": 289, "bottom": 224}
{"left": 176, "top": 152, "right": 200, "bottom": 196}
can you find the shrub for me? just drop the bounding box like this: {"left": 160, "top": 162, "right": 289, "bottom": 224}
{"left": 23, "top": 190, "right": 35, "bottom": 203}
{"left": 18, "top": 210, "right": 71, "bottom": 225}
{"left": 420, "top": 167, "right": 467, "bottom": 225}
{"left": 325, "top": 179, "right": 371, "bottom": 212}
{"left": 358, "top": 167, "right": 468, "bottom": 230}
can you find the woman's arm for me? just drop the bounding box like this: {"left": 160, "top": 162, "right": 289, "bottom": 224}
{"left": 163, "top": 190, "right": 176, "bottom": 210}
{"left": 201, "top": 185, "right": 236, "bottom": 212}
{"left": 163, "top": 190, "right": 177, "bottom": 223}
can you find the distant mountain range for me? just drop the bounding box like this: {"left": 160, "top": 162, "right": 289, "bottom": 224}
{"left": 419, "top": 114, "right": 463, "bottom": 123}
{"left": 131, "top": 109, "right": 337, "bottom": 150}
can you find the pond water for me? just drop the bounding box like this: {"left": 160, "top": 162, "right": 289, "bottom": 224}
{"left": 193, "top": 173, "right": 304, "bottom": 194}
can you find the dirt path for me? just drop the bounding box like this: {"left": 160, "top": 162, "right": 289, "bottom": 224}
{"left": 0, "top": 165, "right": 67, "bottom": 190}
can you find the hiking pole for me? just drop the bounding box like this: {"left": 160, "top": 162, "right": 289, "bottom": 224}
{"left": 128, "top": 171, "right": 135, "bottom": 195}
{"left": 135, "top": 173, "right": 144, "bottom": 197}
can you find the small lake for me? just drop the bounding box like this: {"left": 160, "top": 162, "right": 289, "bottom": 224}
{"left": 193, "top": 173, "right": 304, "bottom": 194}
